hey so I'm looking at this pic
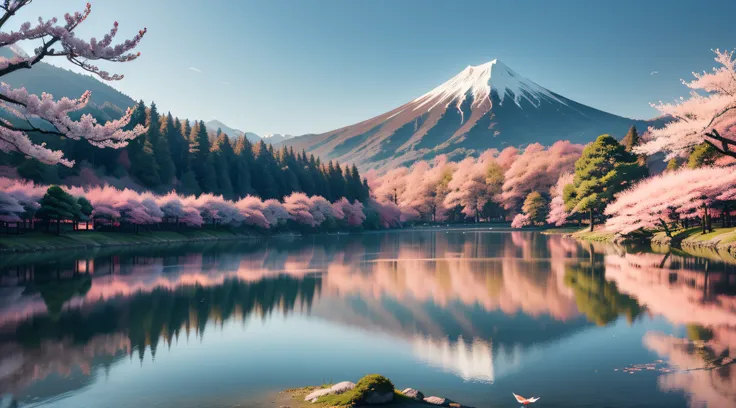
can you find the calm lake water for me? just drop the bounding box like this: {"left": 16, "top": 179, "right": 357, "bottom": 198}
{"left": 0, "top": 228, "right": 734, "bottom": 408}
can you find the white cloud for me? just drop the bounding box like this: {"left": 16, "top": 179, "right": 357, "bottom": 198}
{"left": 188, "top": 67, "right": 202, "bottom": 73}
{"left": 650, "top": 71, "right": 659, "bottom": 76}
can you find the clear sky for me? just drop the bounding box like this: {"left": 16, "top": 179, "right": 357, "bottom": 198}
{"left": 14, "top": 0, "right": 736, "bottom": 136}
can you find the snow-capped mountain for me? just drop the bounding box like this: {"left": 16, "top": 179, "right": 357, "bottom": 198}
{"left": 262, "top": 133, "right": 294, "bottom": 144}
{"left": 204, "top": 120, "right": 261, "bottom": 143}
{"left": 283, "top": 59, "right": 659, "bottom": 170}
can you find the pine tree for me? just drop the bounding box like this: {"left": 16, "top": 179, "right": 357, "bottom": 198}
{"left": 666, "top": 158, "right": 680, "bottom": 172}
{"left": 213, "top": 130, "right": 235, "bottom": 198}
{"left": 37, "top": 186, "right": 82, "bottom": 234}
{"left": 189, "top": 121, "right": 217, "bottom": 193}
{"left": 148, "top": 103, "right": 175, "bottom": 185}
{"left": 168, "top": 115, "right": 189, "bottom": 179}
{"left": 564, "top": 134, "right": 647, "bottom": 231}
{"left": 621, "top": 126, "right": 640, "bottom": 152}
{"left": 232, "top": 137, "right": 254, "bottom": 198}
{"left": 179, "top": 170, "right": 201, "bottom": 196}
{"left": 125, "top": 100, "right": 148, "bottom": 159}
{"left": 252, "top": 141, "right": 279, "bottom": 198}
{"left": 523, "top": 191, "right": 548, "bottom": 225}
{"left": 688, "top": 143, "right": 720, "bottom": 169}
{"left": 131, "top": 139, "right": 161, "bottom": 188}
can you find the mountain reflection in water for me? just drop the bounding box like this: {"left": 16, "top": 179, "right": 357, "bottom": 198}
{"left": 0, "top": 228, "right": 733, "bottom": 408}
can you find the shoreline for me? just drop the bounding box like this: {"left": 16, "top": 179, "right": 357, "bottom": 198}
{"left": 0, "top": 229, "right": 279, "bottom": 253}
{"left": 0, "top": 223, "right": 517, "bottom": 254}
{"left": 550, "top": 226, "right": 736, "bottom": 261}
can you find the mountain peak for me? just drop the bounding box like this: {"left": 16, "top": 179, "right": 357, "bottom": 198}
{"left": 413, "top": 59, "right": 565, "bottom": 115}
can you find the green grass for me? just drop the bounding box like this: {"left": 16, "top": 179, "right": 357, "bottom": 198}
{"left": 316, "top": 375, "right": 395, "bottom": 407}
{"left": 572, "top": 229, "right": 617, "bottom": 242}
{"left": 541, "top": 226, "right": 585, "bottom": 235}
{"left": 0, "top": 229, "right": 256, "bottom": 252}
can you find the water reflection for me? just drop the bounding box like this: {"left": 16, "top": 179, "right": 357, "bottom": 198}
{"left": 0, "top": 229, "right": 734, "bottom": 408}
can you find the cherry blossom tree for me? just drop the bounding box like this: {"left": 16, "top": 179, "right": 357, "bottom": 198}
{"left": 501, "top": 141, "right": 583, "bottom": 212}
{"left": 333, "top": 197, "right": 365, "bottom": 227}
{"left": 283, "top": 192, "right": 316, "bottom": 227}
{"left": 234, "top": 195, "right": 269, "bottom": 229}
{"left": 605, "top": 167, "right": 736, "bottom": 236}
{"left": 372, "top": 167, "right": 409, "bottom": 204}
{"left": 636, "top": 49, "right": 736, "bottom": 159}
{"left": 0, "top": 1, "right": 147, "bottom": 166}
{"left": 309, "top": 195, "right": 340, "bottom": 226}
{"left": 0, "top": 190, "right": 23, "bottom": 222}
{"left": 399, "top": 155, "right": 455, "bottom": 221}
{"left": 0, "top": 176, "right": 42, "bottom": 223}
{"left": 443, "top": 152, "right": 502, "bottom": 222}
{"left": 546, "top": 172, "right": 574, "bottom": 226}
{"left": 261, "top": 198, "right": 290, "bottom": 227}
{"left": 367, "top": 198, "right": 401, "bottom": 228}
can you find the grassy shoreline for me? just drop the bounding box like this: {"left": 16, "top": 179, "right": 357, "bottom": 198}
{"left": 0, "top": 230, "right": 270, "bottom": 253}
{"left": 550, "top": 225, "right": 736, "bottom": 260}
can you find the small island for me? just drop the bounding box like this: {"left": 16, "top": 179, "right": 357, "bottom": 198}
{"left": 282, "top": 375, "right": 473, "bottom": 408}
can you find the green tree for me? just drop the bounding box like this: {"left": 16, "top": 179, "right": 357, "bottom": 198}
{"left": 232, "top": 136, "right": 254, "bottom": 198}
{"left": 212, "top": 131, "right": 235, "bottom": 198}
{"left": 522, "top": 191, "right": 548, "bottom": 225}
{"left": 251, "top": 141, "right": 279, "bottom": 199}
{"left": 666, "top": 158, "right": 680, "bottom": 172}
{"left": 687, "top": 142, "right": 720, "bottom": 169}
{"left": 125, "top": 100, "right": 148, "bottom": 159}
{"left": 37, "top": 186, "right": 82, "bottom": 234}
{"left": 16, "top": 158, "right": 59, "bottom": 184}
{"left": 621, "top": 125, "right": 640, "bottom": 152}
{"left": 564, "top": 134, "right": 647, "bottom": 231}
{"left": 131, "top": 139, "right": 161, "bottom": 188}
{"left": 77, "top": 197, "right": 93, "bottom": 230}
{"left": 179, "top": 170, "right": 201, "bottom": 196}
{"left": 189, "top": 121, "right": 217, "bottom": 193}
{"left": 148, "top": 103, "right": 175, "bottom": 185}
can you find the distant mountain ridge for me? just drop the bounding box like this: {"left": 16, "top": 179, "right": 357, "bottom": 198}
{"left": 204, "top": 120, "right": 261, "bottom": 143}
{"left": 282, "top": 59, "right": 662, "bottom": 171}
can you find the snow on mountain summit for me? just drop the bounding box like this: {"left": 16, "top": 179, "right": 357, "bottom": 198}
{"left": 413, "top": 59, "right": 564, "bottom": 114}
{"left": 282, "top": 59, "right": 654, "bottom": 171}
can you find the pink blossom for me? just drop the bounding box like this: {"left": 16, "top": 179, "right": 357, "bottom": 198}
{"left": 0, "top": 2, "right": 147, "bottom": 167}
{"left": 333, "top": 198, "right": 366, "bottom": 226}
{"left": 283, "top": 192, "right": 316, "bottom": 226}
{"left": 368, "top": 198, "right": 401, "bottom": 228}
{"left": 501, "top": 141, "right": 583, "bottom": 211}
{"left": 309, "top": 195, "right": 340, "bottom": 226}
{"left": 636, "top": 49, "right": 736, "bottom": 160}
{"left": 262, "top": 199, "right": 290, "bottom": 227}
{"left": 605, "top": 167, "right": 736, "bottom": 234}
{"left": 234, "top": 196, "right": 269, "bottom": 229}
{"left": 511, "top": 213, "right": 530, "bottom": 228}
{"left": 546, "top": 172, "right": 574, "bottom": 226}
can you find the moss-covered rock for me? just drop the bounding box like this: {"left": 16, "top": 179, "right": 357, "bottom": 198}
{"left": 317, "top": 374, "right": 395, "bottom": 406}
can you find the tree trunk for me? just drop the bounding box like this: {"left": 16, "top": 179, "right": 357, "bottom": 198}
{"left": 589, "top": 209, "right": 595, "bottom": 232}
{"left": 702, "top": 203, "right": 708, "bottom": 234}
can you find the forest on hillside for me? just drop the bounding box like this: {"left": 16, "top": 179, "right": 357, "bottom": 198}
{"left": 0, "top": 100, "right": 369, "bottom": 203}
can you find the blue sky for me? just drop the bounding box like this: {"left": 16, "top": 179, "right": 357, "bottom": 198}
{"left": 13, "top": 0, "right": 736, "bottom": 136}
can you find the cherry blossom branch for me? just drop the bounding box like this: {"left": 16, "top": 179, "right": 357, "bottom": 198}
{"left": 0, "top": 1, "right": 148, "bottom": 166}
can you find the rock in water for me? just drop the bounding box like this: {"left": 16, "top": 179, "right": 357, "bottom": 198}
{"left": 330, "top": 381, "right": 355, "bottom": 394}
{"left": 424, "top": 396, "right": 453, "bottom": 406}
{"left": 402, "top": 388, "right": 425, "bottom": 400}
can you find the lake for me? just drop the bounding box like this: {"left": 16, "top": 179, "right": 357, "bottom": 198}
{"left": 0, "top": 228, "right": 734, "bottom": 408}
